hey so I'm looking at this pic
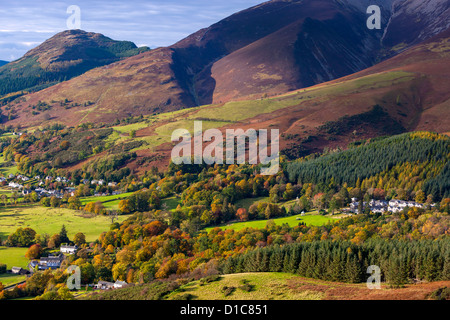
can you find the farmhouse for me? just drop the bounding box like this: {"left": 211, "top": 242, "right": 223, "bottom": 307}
{"left": 8, "top": 182, "right": 23, "bottom": 189}
{"left": 94, "top": 280, "right": 127, "bottom": 290}
{"left": 11, "top": 267, "right": 29, "bottom": 275}
{"left": 60, "top": 244, "right": 78, "bottom": 254}
{"left": 35, "top": 254, "right": 65, "bottom": 270}
{"left": 114, "top": 280, "right": 127, "bottom": 288}
{"left": 95, "top": 281, "right": 115, "bottom": 290}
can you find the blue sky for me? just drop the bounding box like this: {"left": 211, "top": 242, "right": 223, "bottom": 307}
{"left": 0, "top": 0, "right": 264, "bottom": 61}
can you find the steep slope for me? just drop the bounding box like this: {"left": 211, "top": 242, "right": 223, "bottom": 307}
{"left": 143, "top": 29, "right": 450, "bottom": 171}
{"left": 2, "top": 0, "right": 449, "bottom": 127}
{"left": 170, "top": 0, "right": 387, "bottom": 105}
{"left": 170, "top": 0, "right": 449, "bottom": 105}
{"left": 202, "top": 12, "right": 381, "bottom": 104}
{"left": 0, "top": 30, "right": 149, "bottom": 97}
{"left": 2, "top": 47, "right": 196, "bottom": 126}
{"left": 6, "top": 29, "right": 449, "bottom": 176}
{"left": 382, "top": 0, "right": 450, "bottom": 51}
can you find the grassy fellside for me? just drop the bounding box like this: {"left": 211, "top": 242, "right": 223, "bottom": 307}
{"left": 204, "top": 212, "right": 336, "bottom": 232}
{"left": 168, "top": 272, "right": 324, "bottom": 300}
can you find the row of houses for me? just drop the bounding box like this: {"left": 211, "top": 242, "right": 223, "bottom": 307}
{"left": 349, "top": 198, "right": 434, "bottom": 214}
{"left": 3, "top": 175, "right": 120, "bottom": 193}
{"left": 32, "top": 187, "right": 63, "bottom": 198}
{"left": 2, "top": 173, "right": 121, "bottom": 186}
{"left": 27, "top": 244, "right": 128, "bottom": 291}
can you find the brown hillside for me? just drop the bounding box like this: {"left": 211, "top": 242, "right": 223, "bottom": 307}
{"left": 6, "top": 47, "right": 196, "bottom": 127}
{"left": 133, "top": 29, "right": 450, "bottom": 173}
{"left": 7, "top": 0, "right": 450, "bottom": 127}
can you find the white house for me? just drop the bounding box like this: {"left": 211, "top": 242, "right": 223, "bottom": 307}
{"left": 8, "top": 182, "right": 22, "bottom": 189}
{"left": 60, "top": 245, "right": 78, "bottom": 254}
{"left": 114, "top": 280, "right": 127, "bottom": 289}
{"left": 95, "top": 281, "right": 114, "bottom": 290}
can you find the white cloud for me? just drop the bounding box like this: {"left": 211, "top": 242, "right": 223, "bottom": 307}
{"left": 0, "top": 0, "right": 264, "bottom": 61}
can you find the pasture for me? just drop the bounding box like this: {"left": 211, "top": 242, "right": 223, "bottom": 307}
{"left": 0, "top": 205, "right": 128, "bottom": 242}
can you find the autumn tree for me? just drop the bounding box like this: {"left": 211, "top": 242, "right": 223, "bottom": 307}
{"left": 118, "top": 199, "right": 132, "bottom": 214}
{"left": 236, "top": 208, "right": 249, "bottom": 222}
{"left": 25, "top": 244, "right": 43, "bottom": 260}
{"left": 7, "top": 227, "right": 36, "bottom": 247}
{"left": 59, "top": 140, "right": 70, "bottom": 150}
{"left": 68, "top": 196, "right": 81, "bottom": 210}
{"left": 313, "top": 193, "right": 326, "bottom": 210}
{"left": 48, "top": 234, "right": 61, "bottom": 249}
{"left": 73, "top": 232, "right": 86, "bottom": 246}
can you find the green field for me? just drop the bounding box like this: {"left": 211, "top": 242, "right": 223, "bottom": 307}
{"left": 205, "top": 212, "right": 336, "bottom": 232}
{"left": 235, "top": 197, "right": 270, "bottom": 210}
{"left": 0, "top": 205, "right": 128, "bottom": 242}
{"left": 80, "top": 192, "right": 134, "bottom": 210}
{"left": 0, "top": 245, "right": 28, "bottom": 287}
{"left": 0, "top": 247, "right": 28, "bottom": 269}
{"left": 0, "top": 273, "right": 26, "bottom": 287}
{"left": 161, "top": 196, "right": 181, "bottom": 211}
{"left": 167, "top": 272, "right": 324, "bottom": 300}
{"left": 112, "top": 121, "right": 151, "bottom": 134}
{"left": 0, "top": 155, "right": 18, "bottom": 176}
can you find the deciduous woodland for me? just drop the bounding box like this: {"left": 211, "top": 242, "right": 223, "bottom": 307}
{"left": 0, "top": 0, "right": 450, "bottom": 301}
{"left": 0, "top": 131, "right": 449, "bottom": 300}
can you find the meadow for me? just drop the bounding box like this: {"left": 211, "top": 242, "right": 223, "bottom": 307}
{"left": 166, "top": 272, "right": 450, "bottom": 300}
{"left": 204, "top": 212, "right": 337, "bottom": 232}
{"left": 0, "top": 246, "right": 28, "bottom": 287}
{"left": 0, "top": 273, "right": 26, "bottom": 287}
{"left": 168, "top": 272, "right": 324, "bottom": 300}
{"left": 0, "top": 155, "right": 18, "bottom": 176}
{"left": 0, "top": 204, "right": 128, "bottom": 242}
{"left": 161, "top": 196, "right": 181, "bottom": 211}
{"left": 79, "top": 192, "right": 135, "bottom": 210}
{"left": 0, "top": 247, "right": 28, "bottom": 269}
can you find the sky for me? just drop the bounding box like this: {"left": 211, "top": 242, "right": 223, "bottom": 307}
{"left": 0, "top": 0, "right": 264, "bottom": 61}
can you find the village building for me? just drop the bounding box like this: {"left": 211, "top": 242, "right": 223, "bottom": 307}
{"left": 11, "top": 267, "right": 30, "bottom": 275}
{"left": 60, "top": 244, "right": 78, "bottom": 254}
{"left": 34, "top": 254, "right": 65, "bottom": 270}
{"left": 114, "top": 280, "right": 127, "bottom": 289}
{"left": 350, "top": 198, "right": 430, "bottom": 214}
{"left": 95, "top": 281, "right": 115, "bottom": 290}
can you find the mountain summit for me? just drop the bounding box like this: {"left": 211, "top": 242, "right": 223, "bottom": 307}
{"left": 2, "top": 0, "right": 450, "bottom": 126}
{"left": 0, "top": 30, "right": 149, "bottom": 97}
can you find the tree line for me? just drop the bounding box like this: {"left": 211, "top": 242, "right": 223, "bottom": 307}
{"left": 221, "top": 238, "right": 450, "bottom": 287}
{"left": 286, "top": 132, "right": 450, "bottom": 200}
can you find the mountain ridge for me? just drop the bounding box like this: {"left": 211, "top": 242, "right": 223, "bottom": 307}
{"left": 1, "top": 0, "right": 449, "bottom": 131}
{"left": 0, "top": 29, "right": 149, "bottom": 98}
